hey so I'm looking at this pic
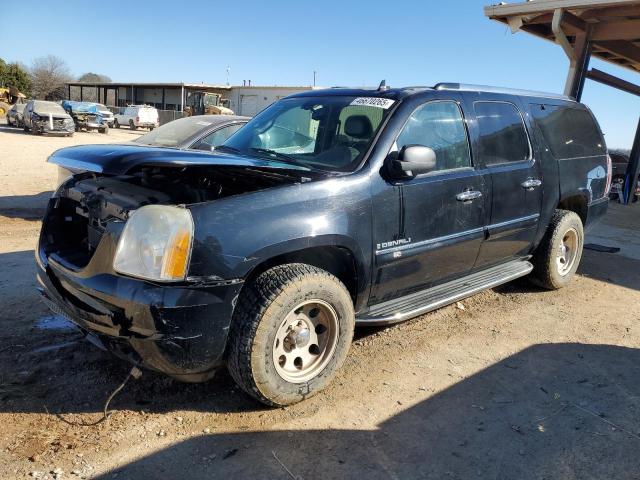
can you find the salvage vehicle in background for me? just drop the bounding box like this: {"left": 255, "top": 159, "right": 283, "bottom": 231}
{"left": 23, "top": 100, "right": 75, "bottom": 136}
{"left": 62, "top": 101, "right": 109, "bottom": 134}
{"left": 133, "top": 114, "right": 248, "bottom": 150}
{"left": 114, "top": 105, "right": 159, "bottom": 130}
{"left": 37, "top": 84, "right": 610, "bottom": 406}
{"left": 609, "top": 152, "right": 639, "bottom": 202}
{"left": 6, "top": 102, "right": 26, "bottom": 127}
{"left": 96, "top": 103, "right": 115, "bottom": 128}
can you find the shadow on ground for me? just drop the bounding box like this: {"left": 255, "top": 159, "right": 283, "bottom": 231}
{"left": 92, "top": 343, "right": 640, "bottom": 479}
{"left": 0, "top": 192, "right": 52, "bottom": 219}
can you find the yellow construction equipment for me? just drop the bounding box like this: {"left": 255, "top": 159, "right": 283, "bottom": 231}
{"left": 0, "top": 86, "right": 26, "bottom": 117}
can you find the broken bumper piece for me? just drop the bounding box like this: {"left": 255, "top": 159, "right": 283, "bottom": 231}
{"left": 36, "top": 251, "right": 243, "bottom": 382}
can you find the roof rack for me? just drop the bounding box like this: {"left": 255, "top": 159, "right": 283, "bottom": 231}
{"left": 434, "top": 83, "right": 574, "bottom": 101}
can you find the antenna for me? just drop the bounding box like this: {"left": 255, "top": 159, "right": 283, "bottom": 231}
{"left": 378, "top": 79, "right": 389, "bottom": 91}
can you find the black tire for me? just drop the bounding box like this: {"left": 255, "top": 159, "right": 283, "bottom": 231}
{"left": 114, "top": 119, "right": 120, "bottom": 129}
{"left": 529, "top": 209, "right": 584, "bottom": 290}
{"left": 129, "top": 120, "right": 137, "bottom": 130}
{"left": 226, "top": 263, "right": 355, "bottom": 407}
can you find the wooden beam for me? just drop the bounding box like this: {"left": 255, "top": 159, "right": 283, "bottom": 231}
{"left": 485, "top": 0, "right": 637, "bottom": 18}
{"left": 594, "top": 40, "right": 640, "bottom": 64}
{"left": 592, "top": 19, "right": 640, "bottom": 40}
{"left": 580, "top": 4, "right": 640, "bottom": 20}
{"left": 587, "top": 68, "right": 640, "bottom": 95}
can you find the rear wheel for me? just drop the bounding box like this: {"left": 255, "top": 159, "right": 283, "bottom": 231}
{"left": 226, "top": 263, "right": 355, "bottom": 406}
{"left": 129, "top": 120, "right": 137, "bottom": 130}
{"left": 530, "top": 210, "right": 584, "bottom": 290}
{"left": 114, "top": 119, "right": 120, "bottom": 129}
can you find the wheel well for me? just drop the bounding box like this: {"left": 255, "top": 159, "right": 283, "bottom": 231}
{"left": 558, "top": 194, "right": 587, "bottom": 224}
{"left": 244, "top": 246, "right": 359, "bottom": 304}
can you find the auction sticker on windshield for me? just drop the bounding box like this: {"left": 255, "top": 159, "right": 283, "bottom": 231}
{"left": 350, "top": 97, "right": 395, "bottom": 109}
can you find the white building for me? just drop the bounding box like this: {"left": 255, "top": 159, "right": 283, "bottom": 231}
{"left": 227, "top": 86, "right": 319, "bottom": 116}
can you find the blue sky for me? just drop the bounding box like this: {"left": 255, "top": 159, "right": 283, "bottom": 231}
{"left": 1, "top": 0, "right": 638, "bottom": 148}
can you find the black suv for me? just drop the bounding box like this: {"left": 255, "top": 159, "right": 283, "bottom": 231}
{"left": 37, "top": 84, "right": 610, "bottom": 406}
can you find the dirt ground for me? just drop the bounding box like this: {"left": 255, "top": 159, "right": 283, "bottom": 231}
{"left": 1, "top": 120, "right": 640, "bottom": 480}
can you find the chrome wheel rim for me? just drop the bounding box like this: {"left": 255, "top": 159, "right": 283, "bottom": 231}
{"left": 556, "top": 228, "right": 579, "bottom": 276}
{"left": 272, "top": 300, "right": 339, "bottom": 383}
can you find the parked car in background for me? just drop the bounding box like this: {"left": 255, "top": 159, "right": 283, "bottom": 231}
{"left": 23, "top": 100, "right": 75, "bottom": 136}
{"left": 96, "top": 104, "right": 115, "bottom": 127}
{"left": 609, "top": 152, "right": 639, "bottom": 202}
{"left": 133, "top": 114, "right": 249, "bottom": 150}
{"left": 38, "top": 84, "right": 610, "bottom": 407}
{"left": 6, "top": 102, "right": 26, "bottom": 127}
{"left": 114, "top": 105, "right": 159, "bottom": 130}
{"left": 61, "top": 101, "right": 109, "bottom": 134}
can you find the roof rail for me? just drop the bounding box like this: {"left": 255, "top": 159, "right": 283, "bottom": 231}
{"left": 434, "top": 83, "right": 574, "bottom": 101}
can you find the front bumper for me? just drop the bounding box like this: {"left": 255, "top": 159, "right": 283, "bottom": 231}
{"left": 36, "top": 119, "right": 75, "bottom": 135}
{"left": 36, "top": 248, "right": 243, "bottom": 382}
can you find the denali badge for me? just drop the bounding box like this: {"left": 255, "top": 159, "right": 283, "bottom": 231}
{"left": 377, "top": 238, "right": 412, "bottom": 250}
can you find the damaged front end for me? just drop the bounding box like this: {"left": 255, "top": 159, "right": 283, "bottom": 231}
{"left": 36, "top": 153, "right": 309, "bottom": 381}
{"left": 32, "top": 113, "right": 75, "bottom": 135}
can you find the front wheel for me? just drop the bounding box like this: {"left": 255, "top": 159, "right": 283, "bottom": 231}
{"left": 226, "top": 264, "right": 355, "bottom": 406}
{"left": 529, "top": 209, "right": 584, "bottom": 290}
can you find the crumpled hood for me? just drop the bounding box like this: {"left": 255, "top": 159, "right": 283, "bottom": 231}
{"left": 48, "top": 144, "right": 312, "bottom": 175}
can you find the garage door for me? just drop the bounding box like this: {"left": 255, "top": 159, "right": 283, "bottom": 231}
{"left": 240, "top": 95, "right": 258, "bottom": 116}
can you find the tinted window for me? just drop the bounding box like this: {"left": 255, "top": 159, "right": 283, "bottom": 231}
{"left": 475, "top": 102, "right": 530, "bottom": 166}
{"left": 395, "top": 101, "right": 471, "bottom": 171}
{"left": 531, "top": 104, "right": 605, "bottom": 159}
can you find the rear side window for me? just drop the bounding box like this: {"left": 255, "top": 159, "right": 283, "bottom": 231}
{"left": 474, "top": 102, "right": 530, "bottom": 166}
{"left": 531, "top": 104, "right": 605, "bottom": 159}
{"left": 395, "top": 101, "right": 472, "bottom": 171}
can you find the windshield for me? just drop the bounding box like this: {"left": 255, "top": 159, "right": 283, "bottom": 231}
{"left": 222, "top": 95, "right": 394, "bottom": 172}
{"left": 134, "top": 116, "right": 215, "bottom": 147}
{"left": 33, "top": 101, "right": 66, "bottom": 115}
{"left": 97, "top": 104, "right": 109, "bottom": 112}
{"left": 203, "top": 94, "right": 219, "bottom": 107}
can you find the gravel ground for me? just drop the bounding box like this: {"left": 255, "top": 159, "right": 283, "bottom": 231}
{"left": 1, "top": 120, "right": 639, "bottom": 479}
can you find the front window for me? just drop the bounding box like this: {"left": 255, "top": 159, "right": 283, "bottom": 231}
{"left": 222, "top": 95, "right": 394, "bottom": 172}
{"left": 203, "top": 94, "right": 219, "bottom": 107}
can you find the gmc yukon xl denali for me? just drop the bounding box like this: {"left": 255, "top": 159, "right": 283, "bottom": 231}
{"left": 37, "top": 84, "right": 611, "bottom": 406}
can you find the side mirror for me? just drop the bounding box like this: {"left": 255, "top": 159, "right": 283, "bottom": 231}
{"left": 389, "top": 145, "right": 437, "bottom": 178}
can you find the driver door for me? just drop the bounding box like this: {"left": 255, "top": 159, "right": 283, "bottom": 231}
{"left": 371, "top": 98, "right": 488, "bottom": 303}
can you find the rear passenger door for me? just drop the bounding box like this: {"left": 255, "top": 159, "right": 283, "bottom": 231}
{"left": 469, "top": 98, "right": 543, "bottom": 268}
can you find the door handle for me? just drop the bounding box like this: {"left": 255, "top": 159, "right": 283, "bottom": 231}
{"left": 521, "top": 179, "right": 542, "bottom": 190}
{"left": 456, "top": 189, "right": 483, "bottom": 202}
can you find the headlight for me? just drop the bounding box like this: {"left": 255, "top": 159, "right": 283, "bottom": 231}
{"left": 113, "top": 205, "right": 194, "bottom": 282}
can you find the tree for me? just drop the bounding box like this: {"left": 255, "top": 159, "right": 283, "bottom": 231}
{"left": 77, "top": 72, "right": 111, "bottom": 83}
{"left": 0, "top": 57, "right": 31, "bottom": 97}
{"left": 76, "top": 72, "right": 112, "bottom": 102}
{"left": 30, "top": 55, "right": 72, "bottom": 100}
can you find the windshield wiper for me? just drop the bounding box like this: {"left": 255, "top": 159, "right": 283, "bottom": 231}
{"left": 249, "top": 148, "right": 307, "bottom": 168}
{"left": 215, "top": 144, "right": 240, "bottom": 153}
